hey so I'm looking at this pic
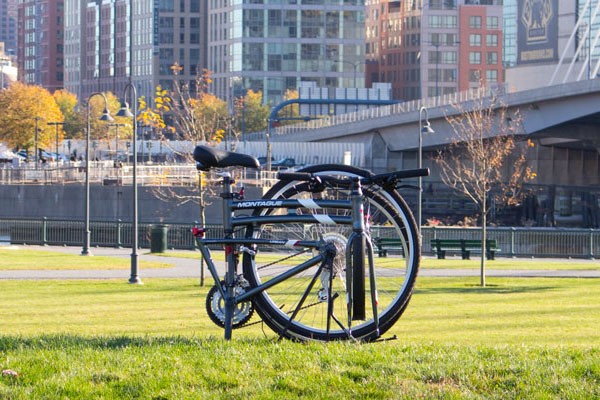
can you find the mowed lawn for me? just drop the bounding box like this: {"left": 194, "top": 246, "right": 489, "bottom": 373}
{"left": 0, "top": 248, "right": 170, "bottom": 270}
{"left": 0, "top": 248, "right": 599, "bottom": 398}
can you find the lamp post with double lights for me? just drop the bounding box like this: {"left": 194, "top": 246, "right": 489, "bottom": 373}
{"left": 117, "top": 83, "right": 142, "bottom": 284}
{"left": 47, "top": 121, "right": 64, "bottom": 164}
{"left": 82, "top": 93, "right": 114, "bottom": 256}
{"left": 418, "top": 106, "right": 434, "bottom": 231}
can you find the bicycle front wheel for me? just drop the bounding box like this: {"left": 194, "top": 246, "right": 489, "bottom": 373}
{"left": 242, "top": 165, "right": 420, "bottom": 341}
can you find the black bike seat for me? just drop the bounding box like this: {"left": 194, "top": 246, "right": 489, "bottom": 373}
{"left": 193, "top": 145, "right": 260, "bottom": 171}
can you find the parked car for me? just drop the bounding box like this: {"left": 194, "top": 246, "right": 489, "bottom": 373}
{"left": 257, "top": 156, "right": 275, "bottom": 166}
{"left": 16, "top": 150, "right": 29, "bottom": 160}
{"left": 270, "top": 157, "right": 297, "bottom": 170}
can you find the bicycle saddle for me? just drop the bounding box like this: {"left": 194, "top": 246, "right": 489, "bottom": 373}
{"left": 193, "top": 145, "right": 260, "bottom": 171}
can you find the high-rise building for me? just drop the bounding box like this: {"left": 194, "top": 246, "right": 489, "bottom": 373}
{"left": 0, "top": 0, "right": 18, "bottom": 57}
{"left": 63, "top": 0, "right": 207, "bottom": 103}
{"left": 1, "top": 42, "right": 18, "bottom": 89}
{"left": 505, "top": 1, "right": 600, "bottom": 91}
{"left": 17, "top": 0, "right": 64, "bottom": 92}
{"left": 502, "top": 0, "right": 517, "bottom": 68}
{"left": 207, "top": 1, "right": 366, "bottom": 107}
{"left": 365, "top": 0, "right": 503, "bottom": 101}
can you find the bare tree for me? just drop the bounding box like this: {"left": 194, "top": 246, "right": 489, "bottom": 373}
{"left": 434, "top": 93, "right": 536, "bottom": 286}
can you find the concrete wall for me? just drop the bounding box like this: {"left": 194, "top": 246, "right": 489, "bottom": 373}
{"left": 0, "top": 184, "right": 264, "bottom": 224}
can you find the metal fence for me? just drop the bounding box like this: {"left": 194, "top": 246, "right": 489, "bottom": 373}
{"left": 0, "top": 217, "right": 223, "bottom": 251}
{"left": 423, "top": 226, "right": 599, "bottom": 259}
{"left": 0, "top": 163, "right": 279, "bottom": 186}
{"left": 1, "top": 217, "right": 598, "bottom": 259}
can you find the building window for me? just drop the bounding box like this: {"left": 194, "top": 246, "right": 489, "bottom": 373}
{"left": 487, "top": 51, "right": 498, "bottom": 65}
{"left": 486, "top": 34, "right": 498, "bottom": 47}
{"left": 486, "top": 16, "right": 498, "bottom": 29}
{"left": 443, "top": 69, "right": 457, "bottom": 82}
{"left": 429, "top": 15, "right": 457, "bottom": 28}
{"left": 469, "top": 51, "right": 481, "bottom": 64}
{"left": 428, "top": 50, "right": 440, "bottom": 64}
{"left": 469, "top": 34, "right": 481, "bottom": 46}
{"left": 469, "top": 69, "right": 480, "bottom": 82}
{"left": 427, "top": 68, "right": 440, "bottom": 82}
{"left": 441, "top": 51, "right": 457, "bottom": 64}
{"left": 469, "top": 16, "right": 481, "bottom": 29}
{"left": 486, "top": 69, "right": 498, "bottom": 82}
{"left": 158, "top": 0, "right": 174, "bottom": 12}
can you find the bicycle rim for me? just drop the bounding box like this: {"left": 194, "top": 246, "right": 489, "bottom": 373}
{"left": 242, "top": 165, "right": 420, "bottom": 341}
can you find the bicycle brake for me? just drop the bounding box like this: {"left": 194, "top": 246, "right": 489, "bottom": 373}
{"left": 239, "top": 245, "right": 256, "bottom": 256}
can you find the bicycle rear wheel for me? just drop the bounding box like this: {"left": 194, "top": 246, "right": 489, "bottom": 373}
{"left": 242, "top": 165, "right": 420, "bottom": 341}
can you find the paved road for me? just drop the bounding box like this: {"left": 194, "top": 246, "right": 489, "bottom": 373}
{"left": 1, "top": 245, "right": 598, "bottom": 280}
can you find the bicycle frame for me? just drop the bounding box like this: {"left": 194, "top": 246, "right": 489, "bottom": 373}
{"left": 194, "top": 172, "right": 370, "bottom": 340}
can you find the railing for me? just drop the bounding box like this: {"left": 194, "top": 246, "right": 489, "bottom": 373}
{"left": 1, "top": 217, "right": 598, "bottom": 259}
{"left": 0, "top": 217, "right": 223, "bottom": 251}
{"left": 0, "top": 163, "right": 279, "bottom": 187}
{"left": 423, "top": 226, "right": 599, "bottom": 259}
{"left": 272, "top": 84, "right": 509, "bottom": 137}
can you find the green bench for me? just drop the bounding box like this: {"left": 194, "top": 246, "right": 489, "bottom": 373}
{"left": 373, "top": 237, "right": 404, "bottom": 257}
{"left": 430, "top": 239, "right": 498, "bottom": 260}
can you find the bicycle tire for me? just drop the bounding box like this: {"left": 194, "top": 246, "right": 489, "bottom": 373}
{"left": 242, "top": 164, "right": 420, "bottom": 341}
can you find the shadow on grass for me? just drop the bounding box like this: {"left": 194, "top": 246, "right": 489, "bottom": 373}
{"left": 415, "top": 284, "right": 558, "bottom": 295}
{"left": 0, "top": 334, "right": 271, "bottom": 351}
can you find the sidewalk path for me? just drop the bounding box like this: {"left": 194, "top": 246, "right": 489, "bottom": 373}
{"left": 0, "top": 245, "right": 598, "bottom": 280}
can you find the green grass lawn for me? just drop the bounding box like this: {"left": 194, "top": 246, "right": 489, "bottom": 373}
{"left": 1, "top": 247, "right": 599, "bottom": 398}
{"left": 3, "top": 247, "right": 595, "bottom": 272}
{"left": 0, "top": 277, "right": 599, "bottom": 398}
{"left": 421, "top": 256, "right": 600, "bottom": 270}
{"left": 0, "top": 248, "right": 170, "bottom": 270}
{"left": 156, "top": 249, "right": 600, "bottom": 270}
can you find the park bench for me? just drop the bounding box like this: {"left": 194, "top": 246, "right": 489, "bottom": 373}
{"left": 373, "top": 237, "right": 404, "bottom": 257}
{"left": 430, "top": 239, "right": 498, "bottom": 260}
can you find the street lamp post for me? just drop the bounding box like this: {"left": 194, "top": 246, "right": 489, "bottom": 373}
{"left": 334, "top": 60, "right": 361, "bottom": 88}
{"left": 266, "top": 118, "right": 273, "bottom": 171}
{"left": 418, "top": 106, "right": 434, "bottom": 231}
{"left": 34, "top": 116, "right": 41, "bottom": 168}
{"left": 47, "top": 121, "right": 65, "bottom": 165}
{"left": 422, "top": 39, "right": 459, "bottom": 98}
{"left": 108, "top": 123, "right": 125, "bottom": 165}
{"left": 117, "top": 83, "right": 142, "bottom": 284}
{"left": 434, "top": 43, "right": 440, "bottom": 97}
{"left": 82, "top": 93, "right": 114, "bottom": 256}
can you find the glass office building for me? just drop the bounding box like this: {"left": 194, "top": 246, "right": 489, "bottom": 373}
{"left": 576, "top": 0, "right": 600, "bottom": 76}
{"left": 208, "top": 1, "right": 366, "bottom": 106}
{"left": 502, "top": 0, "right": 517, "bottom": 68}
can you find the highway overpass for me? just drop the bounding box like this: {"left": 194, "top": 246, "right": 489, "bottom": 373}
{"left": 270, "top": 79, "right": 600, "bottom": 189}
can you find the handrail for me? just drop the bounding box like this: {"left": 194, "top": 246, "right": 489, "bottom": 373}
{"left": 0, "top": 163, "right": 278, "bottom": 187}
{"left": 271, "top": 84, "right": 508, "bottom": 136}
{"left": 1, "top": 218, "right": 597, "bottom": 259}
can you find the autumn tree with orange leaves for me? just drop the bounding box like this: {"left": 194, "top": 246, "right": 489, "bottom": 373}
{"left": 0, "top": 83, "right": 64, "bottom": 151}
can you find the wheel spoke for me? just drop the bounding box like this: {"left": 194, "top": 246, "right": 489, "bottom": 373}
{"left": 242, "top": 165, "right": 420, "bottom": 341}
